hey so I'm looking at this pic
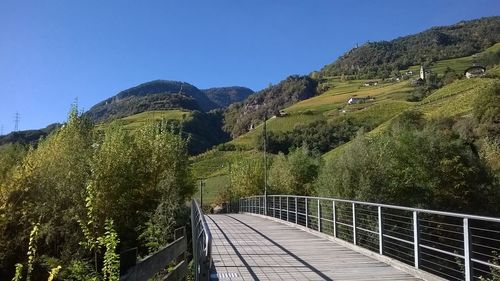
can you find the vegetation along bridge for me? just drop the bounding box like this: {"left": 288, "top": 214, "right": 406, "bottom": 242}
{"left": 191, "top": 195, "right": 500, "bottom": 281}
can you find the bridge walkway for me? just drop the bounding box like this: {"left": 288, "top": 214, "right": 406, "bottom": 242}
{"left": 206, "top": 214, "right": 421, "bottom": 281}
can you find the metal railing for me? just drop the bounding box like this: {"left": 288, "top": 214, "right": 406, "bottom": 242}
{"left": 191, "top": 199, "right": 213, "bottom": 281}
{"left": 119, "top": 227, "right": 187, "bottom": 281}
{"left": 239, "top": 195, "right": 500, "bottom": 281}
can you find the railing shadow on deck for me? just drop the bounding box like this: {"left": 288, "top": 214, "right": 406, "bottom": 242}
{"left": 240, "top": 195, "right": 500, "bottom": 281}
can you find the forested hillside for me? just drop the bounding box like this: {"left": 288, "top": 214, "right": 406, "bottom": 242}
{"left": 320, "top": 16, "right": 500, "bottom": 78}
{"left": 86, "top": 80, "right": 216, "bottom": 122}
{"left": 202, "top": 86, "right": 254, "bottom": 108}
{"left": 0, "top": 123, "right": 60, "bottom": 146}
{"left": 223, "top": 75, "right": 318, "bottom": 137}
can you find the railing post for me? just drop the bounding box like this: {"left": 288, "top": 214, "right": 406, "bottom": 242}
{"left": 305, "top": 198, "right": 309, "bottom": 229}
{"left": 333, "top": 201, "right": 337, "bottom": 237}
{"left": 286, "top": 196, "right": 289, "bottom": 222}
{"left": 413, "top": 211, "right": 420, "bottom": 269}
{"left": 463, "top": 218, "right": 472, "bottom": 281}
{"left": 279, "top": 196, "right": 282, "bottom": 220}
{"left": 317, "top": 199, "right": 321, "bottom": 232}
{"left": 352, "top": 203, "right": 357, "bottom": 245}
{"left": 295, "top": 197, "right": 298, "bottom": 224}
{"left": 378, "top": 206, "right": 383, "bottom": 255}
{"left": 273, "top": 197, "right": 276, "bottom": 218}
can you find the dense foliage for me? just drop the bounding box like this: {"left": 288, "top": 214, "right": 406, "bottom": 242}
{"left": 259, "top": 119, "right": 360, "bottom": 154}
{"left": 320, "top": 17, "right": 500, "bottom": 78}
{"left": 223, "top": 75, "right": 318, "bottom": 137}
{"left": 0, "top": 123, "right": 60, "bottom": 146}
{"left": 0, "top": 108, "right": 194, "bottom": 280}
{"left": 202, "top": 86, "right": 254, "bottom": 108}
{"left": 268, "top": 147, "right": 321, "bottom": 196}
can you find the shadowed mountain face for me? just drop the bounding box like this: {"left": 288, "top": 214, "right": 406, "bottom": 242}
{"left": 86, "top": 80, "right": 255, "bottom": 123}
{"left": 202, "top": 86, "right": 254, "bottom": 108}
{"left": 86, "top": 80, "right": 218, "bottom": 122}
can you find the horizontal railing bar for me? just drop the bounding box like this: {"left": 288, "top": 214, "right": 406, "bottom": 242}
{"left": 471, "top": 234, "right": 500, "bottom": 242}
{"left": 336, "top": 221, "right": 354, "bottom": 228}
{"left": 383, "top": 229, "right": 414, "bottom": 240}
{"left": 419, "top": 238, "right": 464, "bottom": 252}
{"left": 469, "top": 226, "right": 500, "bottom": 234}
{"left": 420, "top": 244, "right": 464, "bottom": 258}
{"left": 246, "top": 195, "right": 500, "bottom": 222}
{"left": 419, "top": 219, "right": 462, "bottom": 228}
{"left": 419, "top": 264, "right": 462, "bottom": 281}
{"left": 383, "top": 234, "right": 414, "bottom": 245}
{"left": 472, "top": 243, "right": 500, "bottom": 251}
{"left": 420, "top": 232, "right": 464, "bottom": 243}
{"left": 356, "top": 226, "right": 378, "bottom": 235}
{"left": 419, "top": 260, "right": 463, "bottom": 275}
{"left": 383, "top": 238, "right": 415, "bottom": 252}
{"left": 471, "top": 258, "right": 500, "bottom": 270}
{"left": 419, "top": 225, "right": 464, "bottom": 235}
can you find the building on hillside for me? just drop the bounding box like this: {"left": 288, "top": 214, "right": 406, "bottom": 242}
{"left": 347, "top": 96, "right": 374, "bottom": 105}
{"left": 419, "top": 65, "right": 426, "bottom": 80}
{"left": 411, "top": 65, "right": 426, "bottom": 86}
{"left": 464, "top": 66, "right": 486, "bottom": 78}
{"left": 363, "top": 80, "right": 378, "bottom": 87}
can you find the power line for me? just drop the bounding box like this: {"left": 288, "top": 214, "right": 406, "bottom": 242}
{"left": 263, "top": 113, "right": 268, "bottom": 215}
{"left": 14, "top": 112, "right": 20, "bottom": 132}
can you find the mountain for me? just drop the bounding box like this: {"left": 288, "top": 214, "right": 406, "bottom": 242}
{"left": 0, "top": 123, "right": 61, "bottom": 146}
{"left": 202, "top": 86, "right": 254, "bottom": 108}
{"left": 223, "top": 75, "right": 318, "bottom": 138}
{"left": 319, "top": 16, "right": 500, "bottom": 78}
{"left": 86, "top": 80, "right": 218, "bottom": 122}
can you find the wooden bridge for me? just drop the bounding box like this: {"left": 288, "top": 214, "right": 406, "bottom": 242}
{"left": 192, "top": 195, "right": 500, "bottom": 281}
{"left": 121, "top": 197, "right": 500, "bottom": 280}
{"left": 207, "top": 213, "right": 421, "bottom": 280}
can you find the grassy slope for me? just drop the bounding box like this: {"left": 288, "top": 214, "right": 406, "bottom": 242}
{"left": 323, "top": 77, "right": 498, "bottom": 160}
{"left": 230, "top": 79, "right": 413, "bottom": 149}
{"left": 190, "top": 149, "right": 267, "bottom": 205}
{"left": 407, "top": 43, "right": 500, "bottom": 75}
{"left": 101, "top": 110, "right": 192, "bottom": 131}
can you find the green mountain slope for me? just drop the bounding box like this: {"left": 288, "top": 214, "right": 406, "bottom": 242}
{"left": 202, "top": 86, "right": 254, "bottom": 108}
{"left": 102, "top": 109, "right": 229, "bottom": 155}
{"left": 223, "top": 75, "right": 318, "bottom": 138}
{"left": 86, "top": 80, "right": 217, "bottom": 122}
{"left": 320, "top": 16, "right": 500, "bottom": 78}
{"left": 323, "top": 77, "right": 499, "bottom": 160}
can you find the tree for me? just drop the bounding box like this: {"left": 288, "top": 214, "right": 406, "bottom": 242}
{"left": 269, "top": 147, "right": 321, "bottom": 195}
{"left": 316, "top": 111, "right": 499, "bottom": 215}
{"left": 230, "top": 158, "right": 264, "bottom": 197}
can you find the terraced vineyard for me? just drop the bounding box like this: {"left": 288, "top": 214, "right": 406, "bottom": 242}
{"left": 102, "top": 110, "right": 192, "bottom": 131}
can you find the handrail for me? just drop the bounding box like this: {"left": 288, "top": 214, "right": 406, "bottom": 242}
{"left": 120, "top": 227, "right": 187, "bottom": 281}
{"left": 191, "top": 199, "right": 212, "bottom": 281}
{"left": 243, "top": 194, "right": 500, "bottom": 223}
{"left": 239, "top": 195, "right": 500, "bottom": 281}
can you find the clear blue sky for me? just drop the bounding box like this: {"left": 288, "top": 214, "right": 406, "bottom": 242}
{"left": 0, "top": 0, "right": 499, "bottom": 133}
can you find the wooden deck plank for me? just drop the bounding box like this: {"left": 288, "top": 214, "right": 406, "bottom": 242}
{"left": 206, "top": 214, "right": 421, "bottom": 281}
